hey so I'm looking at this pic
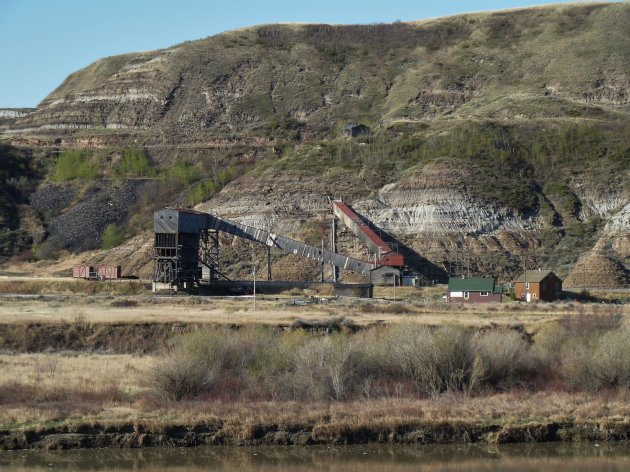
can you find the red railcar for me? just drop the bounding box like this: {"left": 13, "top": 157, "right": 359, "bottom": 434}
{"left": 73, "top": 265, "right": 121, "bottom": 280}
{"left": 96, "top": 265, "right": 122, "bottom": 280}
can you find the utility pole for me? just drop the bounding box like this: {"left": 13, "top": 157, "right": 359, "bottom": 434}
{"left": 393, "top": 273, "right": 397, "bottom": 301}
{"left": 331, "top": 215, "right": 338, "bottom": 283}
{"left": 252, "top": 265, "right": 257, "bottom": 311}
{"left": 523, "top": 260, "right": 528, "bottom": 303}
{"left": 321, "top": 238, "right": 325, "bottom": 282}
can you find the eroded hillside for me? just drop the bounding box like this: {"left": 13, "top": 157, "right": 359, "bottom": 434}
{"left": 1, "top": 3, "right": 628, "bottom": 286}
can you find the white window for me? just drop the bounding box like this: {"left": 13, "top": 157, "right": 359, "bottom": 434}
{"left": 525, "top": 282, "right": 529, "bottom": 289}
{"left": 464, "top": 291, "right": 469, "bottom": 299}
{"left": 533, "top": 293, "right": 537, "bottom": 300}
{"left": 480, "top": 291, "right": 489, "bottom": 297}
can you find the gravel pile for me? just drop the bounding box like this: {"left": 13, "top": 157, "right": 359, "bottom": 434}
{"left": 45, "top": 181, "right": 139, "bottom": 251}
{"left": 30, "top": 184, "right": 77, "bottom": 218}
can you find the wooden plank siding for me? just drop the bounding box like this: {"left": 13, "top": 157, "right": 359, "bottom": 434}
{"left": 448, "top": 291, "right": 502, "bottom": 303}
{"left": 514, "top": 271, "right": 562, "bottom": 302}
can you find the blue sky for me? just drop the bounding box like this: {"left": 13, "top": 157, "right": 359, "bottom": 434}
{"left": 0, "top": 0, "right": 615, "bottom": 107}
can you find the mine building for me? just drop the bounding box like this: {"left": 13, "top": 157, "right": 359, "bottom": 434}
{"left": 514, "top": 269, "right": 562, "bottom": 302}
{"left": 447, "top": 277, "right": 503, "bottom": 303}
{"left": 151, "top": 194, "right": 430, "bottom": 295}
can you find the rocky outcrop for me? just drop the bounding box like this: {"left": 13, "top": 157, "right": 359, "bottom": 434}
{"left": 371, "top": 161, "right": 542, "bottom": 236}
{"left": 0, "top": 108, "right": 34, "bottom": 132}
{"left": 604, "top": 204, "right": 630, "bottom": 235}
{"left": 29, "top": 184, "right": 77, "bottom": 218}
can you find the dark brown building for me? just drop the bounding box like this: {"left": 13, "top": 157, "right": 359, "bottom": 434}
{"left": 447, "top": 277, "right": 503, "bottom": 303}
{"left": 514, "top": 270, "right": 562, "bottom": 302}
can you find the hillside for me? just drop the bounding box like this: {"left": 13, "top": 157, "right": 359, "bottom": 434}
{"left": 0, "top": 2, "right": 628, "bottom": 286}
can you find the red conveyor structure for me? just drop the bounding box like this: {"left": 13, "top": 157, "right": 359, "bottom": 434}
{"left": 332, "top": 200, "right": 404, "bottom": 268}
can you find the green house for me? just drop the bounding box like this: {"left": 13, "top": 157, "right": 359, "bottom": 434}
{"left": 447, "top": 277, "right": 502, "bottom": 303}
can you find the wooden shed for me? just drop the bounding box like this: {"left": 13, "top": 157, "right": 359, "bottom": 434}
{"left": 514, "top": 270, "right": 562, "bottom": 302}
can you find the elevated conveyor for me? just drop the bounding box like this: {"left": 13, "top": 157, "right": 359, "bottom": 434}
{"left": 332, "top": 200, "right": 404, "bottom": 267}
{"left": 204, "top": 213, "right": 375, "bottom": 274}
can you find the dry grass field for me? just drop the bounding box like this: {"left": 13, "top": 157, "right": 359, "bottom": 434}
{"left": 0, "top": 278, "right": 627, "bottom": 329}
{"left": 0, "top": 353, "right": 154, "bottom": 395}
{"left": 0, "top": 295, "right": 624, "bottom": 329}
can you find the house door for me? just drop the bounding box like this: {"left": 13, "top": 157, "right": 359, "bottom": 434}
{"left": 526, "top": 292, "right": 531, "bottom": 302}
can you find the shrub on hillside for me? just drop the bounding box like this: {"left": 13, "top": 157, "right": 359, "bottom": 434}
{"left": 101, "top": 224, "right": 125, "bottom": 249}
{"left": 189, "top": 181, "right": 220, "bottom": 205}
{"left": 164, "top": 162, "right": 199, "bottom": 185}
{"left": 116, "top": 147, "right": 154, "bottom": 177}
{"left": 188, "top": 165, "right": 237, "bottom": 205}
{"left": 52, "top": 150, "right": 99, "bottom": 181}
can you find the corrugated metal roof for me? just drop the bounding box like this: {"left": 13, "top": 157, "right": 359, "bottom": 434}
{"left": 514, "top": 270, "right": 558, "bottom": 283}
{"left": 448, "top": 277, "right": 497, "bottom": 292}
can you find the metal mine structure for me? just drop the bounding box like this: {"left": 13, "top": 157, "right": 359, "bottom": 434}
{"left": 152, "top": 201, "right": 408, "bottom": 293}
{"left": 331, "top": 200, "right": 405, "bottom": 285}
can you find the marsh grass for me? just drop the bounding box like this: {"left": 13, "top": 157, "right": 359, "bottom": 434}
{"left": 3, "top": 390, "right": 630, "bottom": 433}
{"left": 0, "top": 353, "right": 154, "bottom": 396}
{"left": 149, "top": 325, "right": 539, "bottom": 402}
{"left": 148, "top": 317, "right": 630, "bottom": 403}
{"left": 3, "top": 322, "right": 630, "bottom": 432}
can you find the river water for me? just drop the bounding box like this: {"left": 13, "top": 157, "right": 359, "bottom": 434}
{"left": 2, "top": 443, "right": 630, "bottom": 471}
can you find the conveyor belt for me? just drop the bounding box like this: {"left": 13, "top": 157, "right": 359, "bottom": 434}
{"left": 205, "top": 214, "right": 376, "bottom": 274}
{"left": 332, "top": 200, "right": 404, "bottom": 267}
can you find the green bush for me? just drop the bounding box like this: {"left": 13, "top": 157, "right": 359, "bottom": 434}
{"left": 189, "top": 181, "right": 220, "bottom": 205}
{"left": 116, "top": 147, "right": 154, "bottom": 177}
{"left": 187, "top": 165, "right": 237, "bottom": 205}
{"left": 165, "top": 162, "right": 200, "bottom": 185}
{"left": 217, "top": 166, "right": 236, "bottom": 185}
{"left": 100, "top": 224, "right": 125, "bottom": 249}
{"left": 52, "top": 150, "right": 99, "bottom": 181}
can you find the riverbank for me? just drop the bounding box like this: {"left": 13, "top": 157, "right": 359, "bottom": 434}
{"left": 2, "top": 393, "right": 630, "bottom": 450}
{"left": 1, "top": 287, "right": 629, "bottom": 451}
